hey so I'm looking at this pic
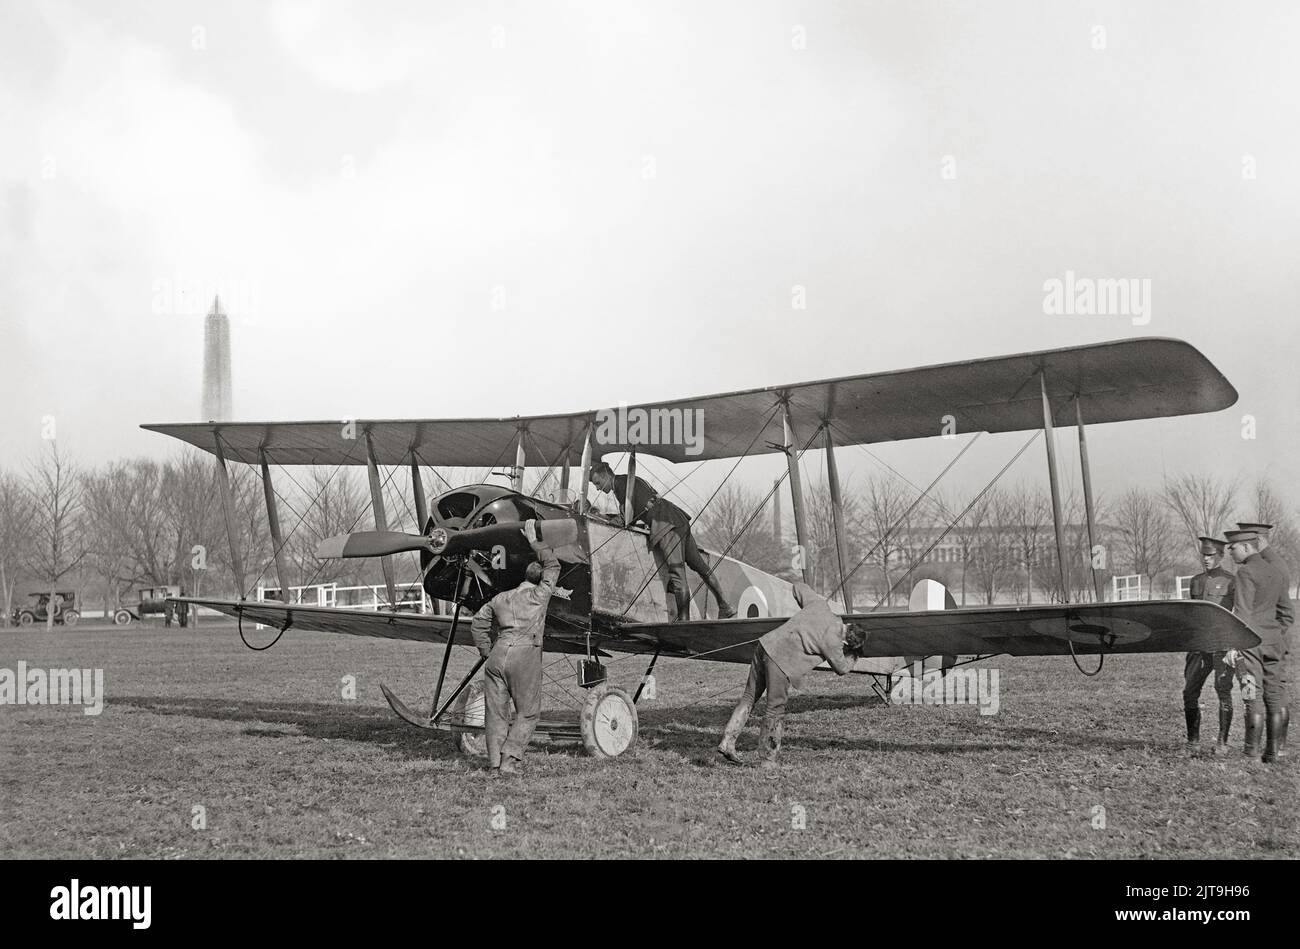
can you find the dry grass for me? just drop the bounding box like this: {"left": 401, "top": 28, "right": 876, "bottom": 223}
{"left": 1, "top": 621, "right": 1295, "bottom": 858}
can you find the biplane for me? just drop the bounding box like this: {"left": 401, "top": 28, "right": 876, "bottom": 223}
{"left": 143, "top": 337, "right": 1259, "bottom": 759}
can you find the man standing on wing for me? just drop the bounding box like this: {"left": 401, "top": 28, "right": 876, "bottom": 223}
{"left": 588, "top": 460, "right": 736, "bottom": 621}
{"left": 717, "top": 582, "right": 865, "bottom": 768}
{"left": 470, "top": 520, "right": 561, "bottom": 776}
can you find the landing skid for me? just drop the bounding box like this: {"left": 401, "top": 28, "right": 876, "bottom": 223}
{"left": 379, "top": 681, "right": 443, "bottom": 730}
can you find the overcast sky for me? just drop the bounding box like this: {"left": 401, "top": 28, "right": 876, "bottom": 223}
{"left": 3, "top": 0, "right": 1297, "bottom": 516}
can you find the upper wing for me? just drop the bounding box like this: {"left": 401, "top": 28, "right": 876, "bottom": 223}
{"left": 616, "top": 600, "right": 1260, "bottom": 664}
{"left": 142, "top": 337, "right": 1234, "bottom": 466}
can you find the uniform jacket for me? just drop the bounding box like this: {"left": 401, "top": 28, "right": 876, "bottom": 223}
{"left": 611, "top": 474, "right": 690, "bottom": 543}
{"left": 470, "top": 541, "right": 561, "bottom": 654}
{"left": 759, "top": 582, "right": 855, "bottom": 687}
{"left": 610, "top": 474, "right": 659, "bottom": 527}
{"left": 1259, "top": 544, "right": 1292, "bottom": 583}
{"left": 1232, "top": 552, "right": 1294, "bottom": 647}
{"left": 1189, "top": 566, "right": 1234, "bottom": 609}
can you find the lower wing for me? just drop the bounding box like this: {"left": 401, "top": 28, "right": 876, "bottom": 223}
{"left": 616, "top": 600, "right": 1259, "bottom": 664}
{"left": 174, "top": 597, "right": 1258, "bottom": 664}
{"left": 174, "top": 597, "right": 461, "bottom": 645}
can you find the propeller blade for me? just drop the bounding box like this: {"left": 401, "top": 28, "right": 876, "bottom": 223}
{"left": 315, "top": 531, "right": 434, "bottom": 559}
{"left": 440, "top": 518, "right": 580, "bottom": 556}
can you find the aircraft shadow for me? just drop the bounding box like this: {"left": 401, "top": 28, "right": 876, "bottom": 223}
{"left": 634, "top": 698, "right": 1155, "bottom": 758}
{"left": 111, "top": 694, "right": 467, "bottom": 762}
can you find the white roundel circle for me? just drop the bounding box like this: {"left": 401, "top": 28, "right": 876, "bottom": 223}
{"left": 580, "top": 684, "right": 638, "bottom": 758}
{"left": 737, "top": 585, "right": 769, "bottom": 619}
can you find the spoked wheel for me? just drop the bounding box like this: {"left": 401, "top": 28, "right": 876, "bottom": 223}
{"left": 580, "top": 684, "right": 638, "bottom": 758}
{"left": 449, "top": 680, "right": 513, "bottom": 757}
{"left": 113, "top": 609, "right": 132, "bottom": 626}
{"left": 17, "top": 612, "right": 34, "bottom": 627}
{"left": 62, "top": 611, "right": 79, "bottom": 627}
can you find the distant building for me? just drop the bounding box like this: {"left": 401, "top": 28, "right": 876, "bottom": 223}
{"left": 202, "top": 296, "right": 232, "bottom": 421}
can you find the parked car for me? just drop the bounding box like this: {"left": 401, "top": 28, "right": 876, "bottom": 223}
{"left": 13, "top": 591, "right": 80, "bottom": 627}
{"left": 111, "top": 586, "right": 184, "bottom": 626}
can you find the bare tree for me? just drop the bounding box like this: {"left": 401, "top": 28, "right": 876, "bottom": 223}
{"left": 863, "top": 475, "right": 914, "bottom": 607}
{"left": 0, "top": 470, "right": 34, "bottom": 626}
{"left": 1164, "top": 472, "right": 1238, "bottom": 543}
{"left": 970, "top": 488, "right": 1013, "bottom": 605}
{"left": 694, "top": 482, "right": 785, "bottom": 579}
{"left": 1246, "top": 479, "right": 1298, "bottom": 586}
{"left": 82, "top": 462, "right": 139, "bottom": 617}
{"left": 288, "top": 467, "right": 371, "bottom": 592}
{"left": 24, "top": 444, "right": 87, "bottom": 630}
{"left": 1005, "top": 483, "right": 1048, "bottom": 603}
{"left": 1113, "top": 487, "right": 1177, "bottom": 598}
{"left": 948, "top": 489, "right": 991, "bottom": 606}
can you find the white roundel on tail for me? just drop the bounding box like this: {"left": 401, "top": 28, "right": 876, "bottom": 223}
{"left": 908, "top": 578, "right": 955, "bottom": 611}
{"left": 906, "top": 579, "right": 959, "bottom": 677}
{"left": 737, "top": 586, "right": 769, "bottom": 618}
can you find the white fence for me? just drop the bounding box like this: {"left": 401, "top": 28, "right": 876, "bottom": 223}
{"left": 256, "top": 581, "right": 439, "bottom": 614}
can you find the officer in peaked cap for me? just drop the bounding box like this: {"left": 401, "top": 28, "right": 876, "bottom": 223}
{"left": 1223, "top": 528, "right": 1294, "bottom": 763}
{"left": 1236, "top": 522, "right": 1288, "bottom": 575}
{"left": 1182, "top": 537, "right": 1236, "bottom": 754}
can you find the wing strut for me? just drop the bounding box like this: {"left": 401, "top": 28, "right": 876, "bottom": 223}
{"left": 364, "top": 428, "right": 398, "bottom": 608}
{"left": 428, "top": 564, "right": 465, "bottom": 718}
{"left": 259, "top": 448, "right": 292, "bottom": 603}
{"left": 213, "top": 432, "right": 247, "bottom": 598}
{"left": 823, "top": 425, "right": 854, "bottom": 612}
{"left": 1075, "top": 397, "right": 1104, "bottom": 603}
{"left": 577, "top": 421, "right": 594, "bottom": 514}
{"left": 410, "top": 452, "right": 429, "bottom": 529}
{"left": 1039, "top": 371, "right": 1071, "bottom": 603}
{"left": 781, "top": 399, "right": 814, "bottom": 586}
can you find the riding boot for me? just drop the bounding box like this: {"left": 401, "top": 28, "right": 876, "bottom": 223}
{"left": 1213, "top": 706, "right": 1232, "bottom": 756}
{"left": 1263, "top": 707, "right": 1289, "bottom": 764}
{"left": 1184, "top": 707, "right": 1201, "bottom": 744}
{"left": 702, "top": 571, "right": 736, "bottom": 619}
{"left": 673, "top": 586, "right": 692, "bottom": 621}
{"left": 1243, "top": 708, "right": 1264, "bottom": 758}
{"left": 759, "top": 718, "right": 783, "bottom": 769}
{"left": 718, "top": 699, "right": 752, "bottom": 762}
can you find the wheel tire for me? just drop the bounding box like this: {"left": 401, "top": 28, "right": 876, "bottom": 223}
{"left": 580, "top": 684, "right": 638, "bottom": 758}
{"left": 62, "top": 611, "right": 79, "bottom": 627}
{"left": 17, "top": 612, "right": 34, "bottom": 627}
{"left": 448, "top": 680, "right": 513, "bottom": 757}
{"left": 113, "top": 610, "right": 132, "bottom": 626}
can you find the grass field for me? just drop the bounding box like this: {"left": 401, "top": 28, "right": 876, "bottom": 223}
{"left": 2, "top": 621, "right": 1295, "bottom": 859}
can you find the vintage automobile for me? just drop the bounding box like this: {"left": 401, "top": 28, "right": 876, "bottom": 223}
{"left": 110, "top": 585, "right": 183, "bottom": 625}
{"left": 13, "top": 591, "right": 80, "bottom": 627}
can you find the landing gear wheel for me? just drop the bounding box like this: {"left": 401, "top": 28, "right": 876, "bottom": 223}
{"left": 448, "top": 680, "right": 512, "bottom": 757}
{"left": 62, "top": 611, "right": 79, "bottom": 627}
{"left": 580, "top": 684, "right": 638, "bottom": 758}
{"left": 113, "top": 609, "right": 132, "bottom": 626}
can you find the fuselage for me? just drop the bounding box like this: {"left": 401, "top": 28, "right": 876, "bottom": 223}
{"left": 417, "top": 484, "right": 802, "bottom": 638}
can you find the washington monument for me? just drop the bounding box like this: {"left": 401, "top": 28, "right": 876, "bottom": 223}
{"left": 202, "top": 296, "right": 232, "bottom": 421}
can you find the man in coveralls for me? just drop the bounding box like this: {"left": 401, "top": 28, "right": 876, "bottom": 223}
{"left": 470, "top": 520, "right": 560, "bottom": 776}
